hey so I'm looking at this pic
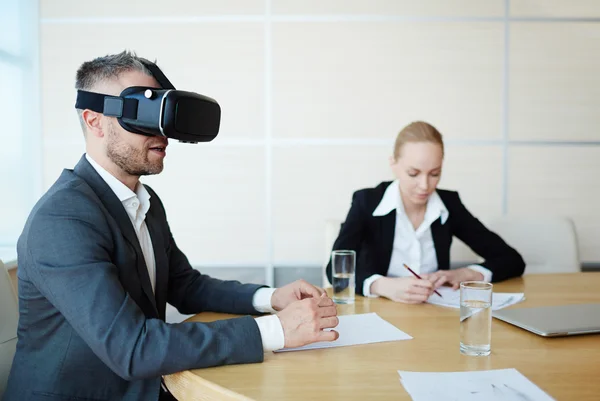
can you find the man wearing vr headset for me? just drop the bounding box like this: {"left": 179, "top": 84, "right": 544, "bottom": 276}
{"left": 4, "top": 51, "right": 339, "bottom": 401}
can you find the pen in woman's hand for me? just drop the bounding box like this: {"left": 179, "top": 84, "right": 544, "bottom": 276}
{"left": 403, "top": 264, "right": 443, "bottom": 298}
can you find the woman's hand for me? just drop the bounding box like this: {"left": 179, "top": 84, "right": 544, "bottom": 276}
{"left": 422, "top": 268, "right": 484, "bottom": 290}
{"left": 370, "top": 277, "right": 434, "bottom": 304}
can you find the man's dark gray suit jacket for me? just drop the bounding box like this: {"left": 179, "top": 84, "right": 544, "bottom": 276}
{"left": 3, "top": 156, "right": 265, "bottom": 401}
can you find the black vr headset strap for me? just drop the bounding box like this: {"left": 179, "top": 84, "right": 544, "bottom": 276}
{"left": 139, "top": 58, "right": 175, "bottom": 90}
{"left": 75, "top": 90, "right": 138, "bottom": 119}
{"left": 75, "top": 58, "right": 173, "bottom": 116}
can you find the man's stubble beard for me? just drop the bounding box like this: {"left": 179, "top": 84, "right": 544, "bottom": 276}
{"left": 105, "top": 121, "right": 164, "bottom": 177}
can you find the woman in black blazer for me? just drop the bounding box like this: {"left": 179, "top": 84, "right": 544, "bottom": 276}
{"left": 326, "top": 121, "right": 525, "bottom": 303}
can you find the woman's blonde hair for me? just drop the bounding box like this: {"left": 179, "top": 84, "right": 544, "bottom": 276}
{"left": 393, "top": 121, "right": 444, "bottom": 160}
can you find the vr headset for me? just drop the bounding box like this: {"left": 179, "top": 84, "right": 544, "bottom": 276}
{"left": 75, "top": 58, "right": 220, "bottom": 143}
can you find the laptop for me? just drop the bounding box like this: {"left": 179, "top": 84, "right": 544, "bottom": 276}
{"left": 492, "top": 303, "right": 600, "bottom": 337}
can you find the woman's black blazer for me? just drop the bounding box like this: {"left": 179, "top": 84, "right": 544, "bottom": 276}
{"left": 326, "top": 181, "right": 526, "bottom": 295}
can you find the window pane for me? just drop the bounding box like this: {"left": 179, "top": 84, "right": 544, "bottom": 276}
{"left": 0, "top": 0, "right": 21, "bottom": 54}
{"left": 0, "top": 62, "right": 27, "bottom": 246}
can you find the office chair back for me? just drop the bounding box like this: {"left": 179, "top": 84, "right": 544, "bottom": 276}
{"left": 0, "top": 260, "right": 18, "bottom": 396}
{"left": 489, "top": 216, "right": 580, "bottom": 274}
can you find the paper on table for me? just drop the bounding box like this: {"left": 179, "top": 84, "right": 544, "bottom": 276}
{"left": 275, "top": 312, "right": 412, "bottom": 352}
{"left": 398, "top": 368, "right": 555, "bottom": 401}
{"left": 165, "top": 304, "right": 194, "bottom": 324}
{"left": 427, "top": 287, "right": 525, "bottom": 311}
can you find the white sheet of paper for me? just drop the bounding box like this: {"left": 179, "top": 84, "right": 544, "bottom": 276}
{"left": 427, "top": 287, "right": 525, "bottom": 311}
{"left": 165, "top": 304, "right": 194, "bottom": 324}
{"left": 275, "top": 312, "right": 412, "bottom": 352}
{"left": 398, "top": 368, "right": 555, "bottom": 401}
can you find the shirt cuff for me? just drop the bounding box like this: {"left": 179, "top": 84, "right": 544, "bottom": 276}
{"left": 466, "top": 265, "right": 493, "bottom": 282}
{"left": 363, "top": 274, "right": 385, "bottom": 297}
{"left": 252, "top": 287, "right": 277, "bottom": 314}
{"left": 255, "top": 315, "right": 285, "bottom": 352}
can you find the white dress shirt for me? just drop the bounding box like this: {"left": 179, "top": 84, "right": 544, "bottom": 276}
{"left": 363, "top": 180, "right": 492, "bottom": 297}
{"left": 85, "top": 154, "right": 285, "bottom": 351}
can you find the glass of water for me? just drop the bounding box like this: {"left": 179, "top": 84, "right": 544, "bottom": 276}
{"left": 331, "top": 250, "right": 355, "bottom": 304}
{"left": 460, "top": 281, "right": 493, "bottom": 356}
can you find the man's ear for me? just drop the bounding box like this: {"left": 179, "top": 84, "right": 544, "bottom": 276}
{"left": 389, "top": 155, "right": 396, "bottom": 166}
{"left": 82, "top": 109, "right": 104, "bottom": 138}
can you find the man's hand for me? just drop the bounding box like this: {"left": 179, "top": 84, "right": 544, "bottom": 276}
{"left": 270, "top": 279, "right": 325, "bottom": 311}
{"left": 276, "top": 295, "right": 339, "bottom": 348}
{"left": 370, "top": 277, "right": 434, "bottom": 304}
{"left": 422, "top": 268, "right": 484, "bottom": 290}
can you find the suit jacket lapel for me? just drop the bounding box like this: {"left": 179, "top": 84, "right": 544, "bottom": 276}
{"left": 145, "top": 207, "right": 168, "bottom": 321}
{"left": 73, "top": 155, "right": 159, "bottom": 316}
{"left": 431, "top": 217, "right": 450, "bottom": 270}
{"left": 379, "top": 211, "right": 396, "bottom": 274}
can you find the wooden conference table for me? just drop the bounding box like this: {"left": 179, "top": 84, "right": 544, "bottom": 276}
{"left": 165, "top": 273, "right": 600, "bottom": 400}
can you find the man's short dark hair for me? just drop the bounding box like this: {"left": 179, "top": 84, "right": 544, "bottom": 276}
{"left": 75, "top": 50, "right": 153, "bottom": 134}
